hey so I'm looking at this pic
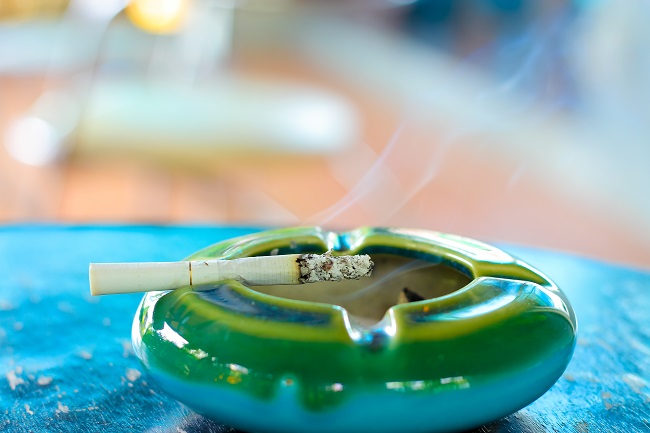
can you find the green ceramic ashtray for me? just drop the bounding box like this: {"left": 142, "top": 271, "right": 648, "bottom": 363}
{"left": 132, "top": 227, "right": 576, "bottom": 433}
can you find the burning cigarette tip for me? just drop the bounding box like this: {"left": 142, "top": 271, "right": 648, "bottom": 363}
{"left": 297, "top": 253, "right": 374, "bottom": 284}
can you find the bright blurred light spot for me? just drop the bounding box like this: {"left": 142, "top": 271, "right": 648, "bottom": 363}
{"left": 5, "top": 117, "right": 62, "bottom": 166}
{"left": 276, "top": 94, "right": 358, "bottom": 153}
{"left": 326, "top": 382, "right": 344, "bottom": 392}
{"left": 293, "top": 103, "right": 339, "bottom": 140}
{"left": 383, "top": 321, "right": 396, "bottom": 337}
{"left": 127, "top": 0, "right": 189, "bottom": 34}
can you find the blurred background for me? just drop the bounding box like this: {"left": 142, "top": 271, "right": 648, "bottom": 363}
{"left": 0, "top": 0, "right": 648, "bottom": 268}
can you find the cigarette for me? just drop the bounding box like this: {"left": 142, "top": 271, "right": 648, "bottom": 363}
{"left": 89, "top": 253, "right": 374, "bottom": 296}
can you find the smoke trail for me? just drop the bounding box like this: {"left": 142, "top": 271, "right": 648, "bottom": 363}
{"left": 304, "top": 7, "right": 574, "bottom": 229}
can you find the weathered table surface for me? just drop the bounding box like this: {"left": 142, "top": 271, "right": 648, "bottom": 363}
{"left": 1, "top": 226, "right": 649, "bottom": 432}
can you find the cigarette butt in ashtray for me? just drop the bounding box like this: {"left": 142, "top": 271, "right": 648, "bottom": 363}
{"left": 89, "top": 253, "right": 374, "bottom": 296}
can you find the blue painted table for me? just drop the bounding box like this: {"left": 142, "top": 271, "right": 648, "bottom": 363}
{"left": 1, "top": 226, "right": 649, "bottom": 432}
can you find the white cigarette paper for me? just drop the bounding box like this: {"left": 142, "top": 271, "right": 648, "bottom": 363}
{"left": 89, "top": 253, "right": 374, "bottom": 296}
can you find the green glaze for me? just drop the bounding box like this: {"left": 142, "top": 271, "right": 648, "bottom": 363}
{"left": 133, "top": 227, "right": 576, "bottom": 433}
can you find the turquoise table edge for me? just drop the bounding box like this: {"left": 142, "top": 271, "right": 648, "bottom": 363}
{"left": 1, "top": 225, "right": 649, "bottom": 432}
